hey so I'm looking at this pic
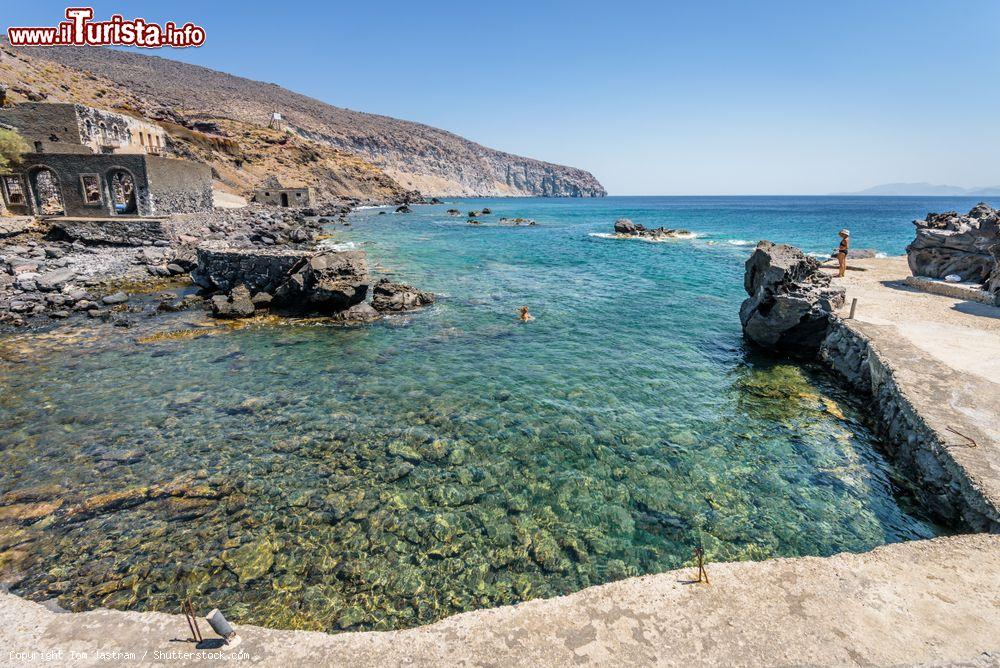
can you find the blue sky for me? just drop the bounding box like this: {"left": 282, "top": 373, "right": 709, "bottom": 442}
{"left": 5, "top": 1, "right": 1000, "bottom": 194}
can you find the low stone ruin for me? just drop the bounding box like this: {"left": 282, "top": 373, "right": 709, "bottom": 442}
{"left": 907, "top": 202, "right": 999, "bottom": 302}
{"left": 740, "top": 241, "right": 845, "bottom": 355}
{"left": 613, "top": 218, "right": 690, "bottom": 240}
{"left": 192, "top": 246, "right": 434, "bottom": 320}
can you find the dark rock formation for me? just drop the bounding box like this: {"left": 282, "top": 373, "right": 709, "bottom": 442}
{"left": 193, "top": 246, "right": 368, "bottom": 316}
{"left": 740, "top": 241, "right": 845, "bottom": 355}
{"left": 210, "top": 284, "right": 255, "bottom": 319}
{"left": 906, "top": 202, "right": 999, "bottom": 285}
{"left": 614, "top": 218, "right": 637, "bottom": 234}
{"left": 371, "top": 278, "right": 435, "bottom": 313}
{"left": 613, "top": 218, "right": 690, "bottom": 240}
{"left": 272, "top": 251, "right": 369, "bottom": 314}
{"left": 395, "top": 205, "right": 412, "bottom": 214}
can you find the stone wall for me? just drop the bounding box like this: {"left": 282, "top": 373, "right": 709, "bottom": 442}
{"left": 820, "top": 320, "right": 999, "bottom": 532}
{"left": 16, "top": 152, "right": 153, "bottom": 217}
{"left": 145, "top": 156, "right": 212, "bottom": 214}
{"left": 191, "top": 246, "right": 311, "bottom": 294}
{"left": 50, "top": 217, "right": 170, "bottom": 246}
{"left": 0, "top": 103, "right": 89, "bottom": 155}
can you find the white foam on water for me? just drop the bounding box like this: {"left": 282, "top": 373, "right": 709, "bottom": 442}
{"left": 317, "top": 240, "right": 359, "bottom": 251}
{"left": 588, "top": 232, "right": 701, "bottom": 243}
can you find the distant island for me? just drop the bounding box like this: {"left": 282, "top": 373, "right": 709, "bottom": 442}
{"left": 834, "top": 182, "right": 1000, "bottom": 196}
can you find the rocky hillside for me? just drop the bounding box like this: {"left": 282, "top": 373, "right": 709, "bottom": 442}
{"left": 5, "top": 42, "right": 605, "bottom": 198}
{"left": 0, "top": 43, "right": 417, "bottom": 204}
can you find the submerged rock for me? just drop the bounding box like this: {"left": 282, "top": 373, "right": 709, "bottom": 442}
{"left": 740, "top": 241, "right": 845, "bottom": 355}
{"left": 371, "top": 278, "right": 435, "bottom": 313}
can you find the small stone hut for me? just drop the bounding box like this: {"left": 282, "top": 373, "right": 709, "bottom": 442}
{"left": 252, "top": 176, "right": 312, "bottom": 208}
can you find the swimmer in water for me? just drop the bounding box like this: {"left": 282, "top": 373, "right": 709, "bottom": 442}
{"left": 519, "top": 305, "right": 534, "bottom": 322}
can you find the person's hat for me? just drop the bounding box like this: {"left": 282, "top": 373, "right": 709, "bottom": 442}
{"left": 839, "top": 229, "right": 850, "bottom": 236}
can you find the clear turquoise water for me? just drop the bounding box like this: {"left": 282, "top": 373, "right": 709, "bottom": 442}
{"left": 0, "top": 196, "right": 975, "bottom": 632}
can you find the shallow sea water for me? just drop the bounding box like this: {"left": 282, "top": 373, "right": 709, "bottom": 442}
{"left": 1, "top": 196, "right": 978, "bottom": 632}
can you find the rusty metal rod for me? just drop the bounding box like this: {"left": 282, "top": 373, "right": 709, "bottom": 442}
{"left": 946, "top": 426, "right": 978, "bottom": 448}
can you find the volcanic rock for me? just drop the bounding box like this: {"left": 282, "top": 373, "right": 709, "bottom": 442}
{"left": 740, "top": 241, "right": 845, "bottom": 355}
{"left": 906, "top": 202, "right": 999, "bottom": 287}
{"left": 371, "top": 278, "right": 435, "bottom": 312}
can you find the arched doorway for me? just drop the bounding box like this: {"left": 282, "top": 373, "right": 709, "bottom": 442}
{"left": 107, "top": 168, "right": 137, "bottom": 215}
{"left": 28, "top": 167, "right": 65, "bottom": 216}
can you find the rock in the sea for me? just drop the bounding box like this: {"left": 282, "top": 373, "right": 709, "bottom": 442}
{"left": 272, "top": 251, "right": 369, "bottom": 314}
{"left": 395, "top": 204, "right": 412, "bottom": 214}
{"left": 210, "top": 284, "right": 256, "bottom": 319}
{"left": 614, "top": 218, "right": 637, "bottom": 234}
{"left": 331, "top": 302, "right": 381, "bottom": 323}
{"left": 371, "top": 278, "right": 435, "bottom": 312}
{"left": 612, "top": 218, "right": 690, "bottom": 240}
{"left": 906, "top": 202, "right": 999, "bottom": 287}
{"left": 740, "top": 241, "right": 845, "bottom": 355}
{"left": 101, "top": 292, "right": 129, "bottom": 305}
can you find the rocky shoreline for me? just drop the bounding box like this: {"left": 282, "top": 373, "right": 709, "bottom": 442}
{"left": 0, "top": 203, "right": 434, "bottom": 332}
{"left": 739, "top": 240, "right": 1000, "bottom": 531}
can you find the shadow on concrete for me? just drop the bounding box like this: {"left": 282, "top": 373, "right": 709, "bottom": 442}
{"left": 953, "top": 301, "right": 1000, "bottom": 319}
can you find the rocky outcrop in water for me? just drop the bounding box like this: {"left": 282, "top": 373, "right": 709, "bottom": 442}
{"left": 613, "top": 218, "right": 690, "bottom": 240}
{"left": 907, "top": 203, "right": 999, "bottom": 290}
{"left": 740, "top": 241, "right": 845, "bottom": 355}
{"left": 193, "top": 246, "right": 369, "bottom": 317}
{"left": 371, "top": 278, "right": 435, "bottom": 313}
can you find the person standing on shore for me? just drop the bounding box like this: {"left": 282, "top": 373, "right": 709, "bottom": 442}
{"left": 836, "top": 229, "right": 850, "bottom": 277}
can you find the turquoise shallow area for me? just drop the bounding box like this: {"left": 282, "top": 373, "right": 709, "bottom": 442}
{"left": 0, "top": 196, "right": 960, "bottom": 632}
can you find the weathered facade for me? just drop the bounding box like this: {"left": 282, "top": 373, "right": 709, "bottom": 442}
{"left": 252, "top": 176, "right": 312, "bottom": 208}
{"left": 0, "top": 102, "right": 167, "bottom": 155}
{"left": 0, "top": 103, "right": 210, "bottom": 218}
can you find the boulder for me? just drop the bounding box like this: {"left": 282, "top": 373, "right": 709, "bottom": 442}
{"left": 906, "top": 203, "right": 999, "bottom": 286}
{"left": 210, "top": 285, "right": 256, "bottom": 319}
{"left": 614, "top": 218, "right": 637, "bottom": 234}
{"left": 271, "top": 251, "right": 369, "bottom": 314}
{"left": 395, "top": 205, "right": 412, "bottom": 214}
{"left": 371, "top": 278, "right": 436, "bottom": 312}
{"left": 331, "top": 302, "right": 381, "bottom": 323}
{"left": 740, "top": 241, "right": 845, "bottom": 355}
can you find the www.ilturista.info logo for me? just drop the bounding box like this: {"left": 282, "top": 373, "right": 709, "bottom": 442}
{"left": 7, "top": 7, "right": 206, "bottom": 48}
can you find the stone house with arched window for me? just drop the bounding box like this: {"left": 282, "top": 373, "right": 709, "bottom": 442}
{"left": 0, "top": 102, "right": 210, "bottom": 218}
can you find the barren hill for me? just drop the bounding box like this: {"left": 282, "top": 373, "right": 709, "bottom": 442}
{"left": 5, "top": 43, "right": 605, "bottom": 199}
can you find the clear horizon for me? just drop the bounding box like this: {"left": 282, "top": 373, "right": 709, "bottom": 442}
{"left": 5, "top": 1, "right": 999, "bottom": 196}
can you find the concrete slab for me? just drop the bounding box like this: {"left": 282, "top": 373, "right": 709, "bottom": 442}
{"left": 1, "top": 534, "right": 997, "bottom": 667}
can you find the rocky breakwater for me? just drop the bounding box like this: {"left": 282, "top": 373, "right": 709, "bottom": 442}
{"left": 739, "top": 241, "right": 845, "bottom": 355}
{"left": 739, "top": 241, "right": 999, "bottom": 532}
{"left": 907, "top": 202, "right": 1000, "bottom": 304}
{"left": 192, "top": 245, "right": 434, "bottom": 321}
{"left": 612, "top": 218, "right": 691, "bottom": 241}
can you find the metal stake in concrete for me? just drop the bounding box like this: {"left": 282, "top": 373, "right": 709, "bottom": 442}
{"left": 848, "top": 298, "right": 858, "bottom": 319}
{"left": 182, "top": 600, "right": 203, "bottom": 644}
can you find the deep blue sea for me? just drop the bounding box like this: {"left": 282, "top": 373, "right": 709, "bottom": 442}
{"left": 0, "top": 196, "right": 987, "bottom": 632}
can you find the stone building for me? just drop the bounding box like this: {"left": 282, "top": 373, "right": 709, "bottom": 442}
{"left": 0, "top": 102, "right": 211, "bottom": 218}
{"left": 252, "top": 176, "right": 312, "bottom": 208}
